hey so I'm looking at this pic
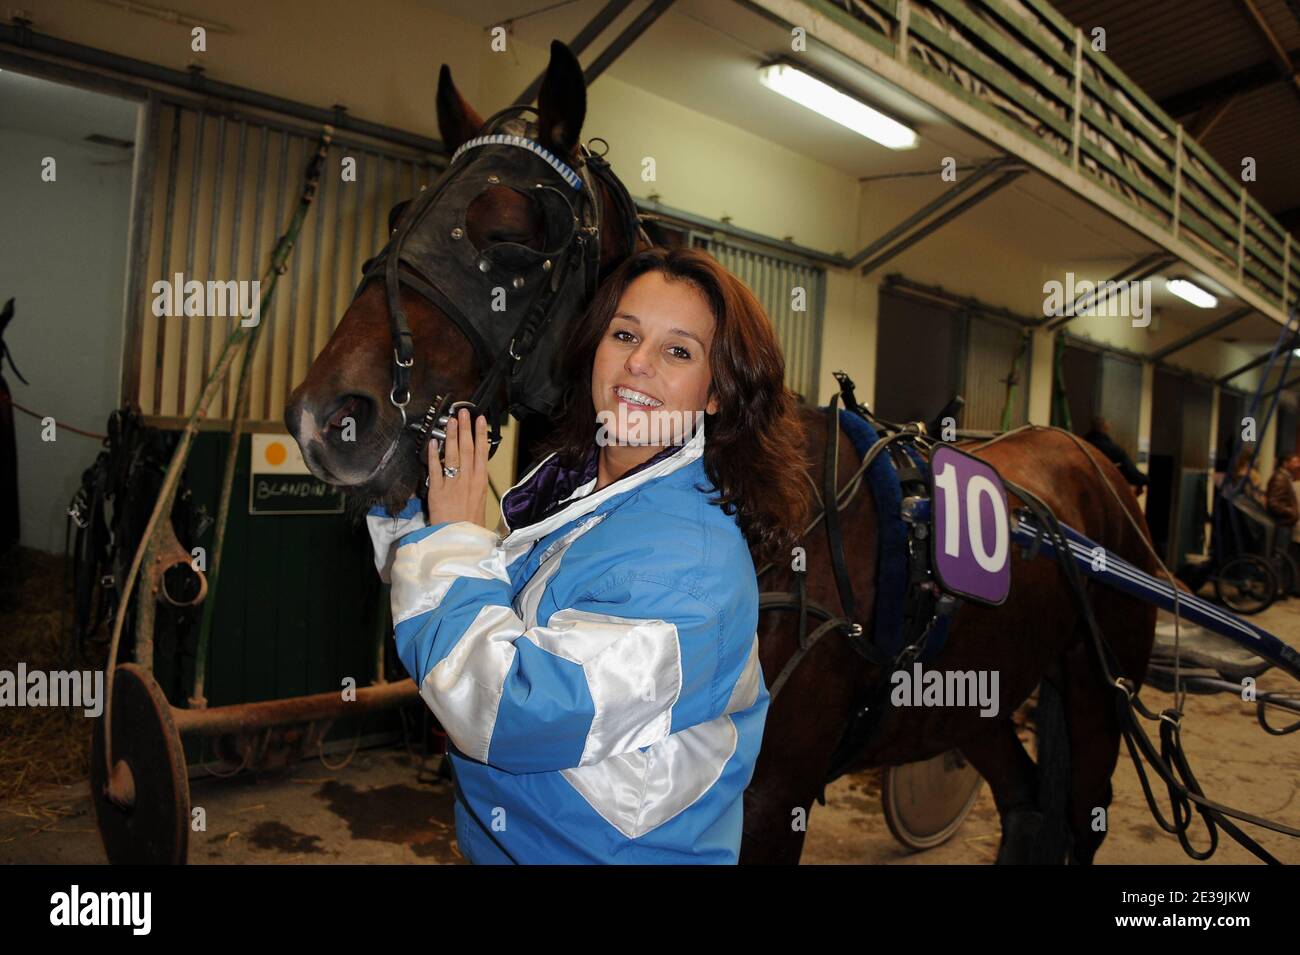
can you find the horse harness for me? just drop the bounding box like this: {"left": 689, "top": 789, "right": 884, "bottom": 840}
{"left": 756, "top": 372, "right": 962, "bottom": 792}
{"left": 351, "top": 104, "right": 647, "bottom": 482}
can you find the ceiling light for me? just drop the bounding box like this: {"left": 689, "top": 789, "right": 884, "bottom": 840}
{"left": 1165, "top": 278, "right": 1217, "bottom": 309}
{"left": 758, "top": 63, "right": 918, "bottom": 150}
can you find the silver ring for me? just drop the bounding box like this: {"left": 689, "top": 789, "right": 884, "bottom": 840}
{"left": 443, "top": 466, "right": 459, "bottom": 479}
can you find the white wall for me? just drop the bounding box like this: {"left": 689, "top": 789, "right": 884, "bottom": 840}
{"left": 0, "top": 124, "right": 136, "bottom": 551}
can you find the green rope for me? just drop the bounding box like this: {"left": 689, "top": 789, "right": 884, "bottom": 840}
{"left": 1050, "top": 332, "right": 1072, "bottom": 432}
{"left": 999, "top": 330, "right": 1030, "bottom": 431}
{"left": 190, "top": 129, "right": 333, "bottom": 708}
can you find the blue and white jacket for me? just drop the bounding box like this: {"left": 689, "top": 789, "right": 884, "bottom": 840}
{"left": 366, "top": 421, "right": 767, "bottom": 864}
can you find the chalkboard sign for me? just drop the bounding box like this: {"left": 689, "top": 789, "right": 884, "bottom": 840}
{"left": 249, "top": 434, "right": 345, "bottom": 515}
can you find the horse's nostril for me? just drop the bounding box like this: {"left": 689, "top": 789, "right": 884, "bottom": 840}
{"left": 324, "top": 393, "right": 375, "bottom": 439}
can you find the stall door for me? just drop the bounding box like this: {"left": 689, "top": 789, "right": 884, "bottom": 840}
{"left": 1178, "top": 381, "right": 1213, "bottom": 561}
{"left": 1053, "top": 343, "right": 1099, "bottom": 432}
{"left": 1148, "top": 370, "right": 1213, "bottom": 567}
{"left": 1147, "top": 368, "right": 1182, "bottom": 563}
{"left": 963, "top": 315, "right": 1030, "bottom": 430}
{"left": 875, "top": 290, "right": 962, "bottom": 425}
{"left": 1098, "top": 353, "right": 1143, "bottom": 462}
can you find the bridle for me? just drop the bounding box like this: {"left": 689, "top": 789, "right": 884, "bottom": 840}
{"left": 348, "top": 105, "right": 646, "bottom": 484}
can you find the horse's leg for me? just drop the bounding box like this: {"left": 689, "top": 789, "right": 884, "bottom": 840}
{"left": 740, "top": 775, "right": 819, "bottom": 864}
{"left": 960, "top": 720, "right": 1042, "bottom": 864}
{"left": 1056, "top": 566, "right": 1158, "bottom": 862}
{"left": 741, "top": 622, "right": 869, "bottom": 865}
{"left": 740, "top": 683, "right": 864, "bottom": 865}
{"left": 1059, "top": 608, "right": 1145, "bottom": 864}
{"left": 1034, "top": 662, "right": 1074, "bottom": 864}
{"left": 1056, "top": 635, "right": 1119, "bottom": 864}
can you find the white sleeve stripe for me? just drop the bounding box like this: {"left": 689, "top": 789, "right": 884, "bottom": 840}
{"left": 390, "top": 522, "right": 509, "bottom": 625}
{"left": 421, "top": 603, "right": 521, "bottom": 763}
{"left": 365, "top": 511, "right": 427, "bottom": 583}
{"left": 524, "top": 607, "right": 682, "bottom": 766}
{"left": 561, "top": 712, "right": 739, "bottom": 839}
{"left": 560, "top": 636, "right": 761, "bottom": 838}
{"left": 722, "top": 635, "right": 763, "bottom": 716}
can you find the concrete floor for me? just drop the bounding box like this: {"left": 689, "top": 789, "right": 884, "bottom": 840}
{"left": 4, "top": 600, "right": 1298, "bottom": 865}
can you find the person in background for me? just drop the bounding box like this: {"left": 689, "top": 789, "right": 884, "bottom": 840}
{"left": 1231, "top": 449, "right": 1267, "bottom": 506}
{"left": 1266, "top": 454, "right": 1300, "bottom": 527}
{"left": 1268, "top": 454, "right": 1300, "bottom": 596}
{"left": 1083, "top": 416, "right": 1148, "bottom": 496}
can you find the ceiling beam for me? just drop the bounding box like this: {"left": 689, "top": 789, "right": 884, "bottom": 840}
{"left": 1043, "top": 253, "right": 1175, "bottom": 331}
{"left": 1276, "top": 206, "right": 1300, "bottom": 233}
{"left": 1186, "top": 94, "right": 1239, "bottom": 141}
{"left": 857, "top": 167, "right": 1026, "bottom": 275}
{"left": 583, "top": 0, "right": 675, "bottom": 87}
{"left": 1218, "top": 336, "right": 1300, "bottom": 383}
{"left": 1148, "top": 306, "right": 1255, "bottom": 361}
{"left": 1158, "top": 59, "right": 1288, "bottom": 117}
{"left": 1239, "top": 0, "right": 1300, "bottom": 105}
{"left": 849, "top": 157, "right": 1011, "bottom": 268}
{"left": 515, "top": 0, "right": 632, "bottom": 106}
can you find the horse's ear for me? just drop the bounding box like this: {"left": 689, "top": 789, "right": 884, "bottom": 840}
{"left": 436, "top": 64, "right": 485, "bottom": 155}
{"left": 536, "top": 40, "right": 586, "bottom": 159}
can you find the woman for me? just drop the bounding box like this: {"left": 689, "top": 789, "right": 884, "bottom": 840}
{"left": 367, "top": 246, "right": 810, "bottom": 863}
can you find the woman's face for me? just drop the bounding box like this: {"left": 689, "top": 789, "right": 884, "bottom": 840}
{"left": 591, "top": 271, "right": 720, "bottom": 446}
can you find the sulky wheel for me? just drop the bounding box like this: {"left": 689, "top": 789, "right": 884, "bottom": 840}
{"left": 90, "top": 663, "right": 190, "bottom": 864}
{"left": 882, "top": 749, "right": 983, "bottom": 852}
{"left": 1215, "top": 555, "right": 1277, "bottom": 615}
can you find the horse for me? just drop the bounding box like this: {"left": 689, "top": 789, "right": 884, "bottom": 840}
{"left": 284, "top": 40, "right": 1157, "bottom": 865}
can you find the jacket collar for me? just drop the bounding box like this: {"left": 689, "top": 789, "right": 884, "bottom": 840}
{"left": 500, "top": 419, "right": 707, "bottom": 547}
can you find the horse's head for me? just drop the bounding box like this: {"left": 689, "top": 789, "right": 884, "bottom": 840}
{"left": 285, "top": 40, "right": 642, "bottom": 513}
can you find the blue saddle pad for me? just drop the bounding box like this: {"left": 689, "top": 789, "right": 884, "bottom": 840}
{"left": 833, "top": 408, "right": 951, "bottom": 662}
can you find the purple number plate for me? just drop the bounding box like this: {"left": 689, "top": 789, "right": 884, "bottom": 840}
{"left": 930, "top": 445, "right": 1011, "bottom": 606}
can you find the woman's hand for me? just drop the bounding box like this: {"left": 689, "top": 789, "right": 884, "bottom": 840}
{"left": 426, "top": 407, "right": 491, "bottom": 528}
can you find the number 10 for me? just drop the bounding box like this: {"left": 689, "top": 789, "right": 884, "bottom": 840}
{"left": 934, "top": 461, "right": 1009, "bottom": 573}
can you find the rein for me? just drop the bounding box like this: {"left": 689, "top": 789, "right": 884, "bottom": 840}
{"left": 1011, "top": 479, "right": 1300, "bottom": 863}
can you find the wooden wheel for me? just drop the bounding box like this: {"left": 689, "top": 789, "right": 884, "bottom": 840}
{"left": 90, "top": 663, "right": 190, "bottom": 864}
{"left": 882, "top": 749, "right": 983, "bottom": 851}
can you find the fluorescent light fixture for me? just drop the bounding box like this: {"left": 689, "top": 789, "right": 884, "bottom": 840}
{"left": 1165, "top": 278, "right": 1217, "bottom": 309}
{"left": 758, "top": 63, "right": 917, "bottom": 150}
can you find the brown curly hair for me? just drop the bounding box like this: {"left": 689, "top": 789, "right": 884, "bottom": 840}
{"left": 538, "top": 246, "right": 811, "bottom": 566}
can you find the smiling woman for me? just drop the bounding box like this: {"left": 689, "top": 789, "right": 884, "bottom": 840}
{"left": 366, "top": 246, "right": 811, "bottom": 864}
{"left": 544, "top": 246, "right": 813, "bottom": 564}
